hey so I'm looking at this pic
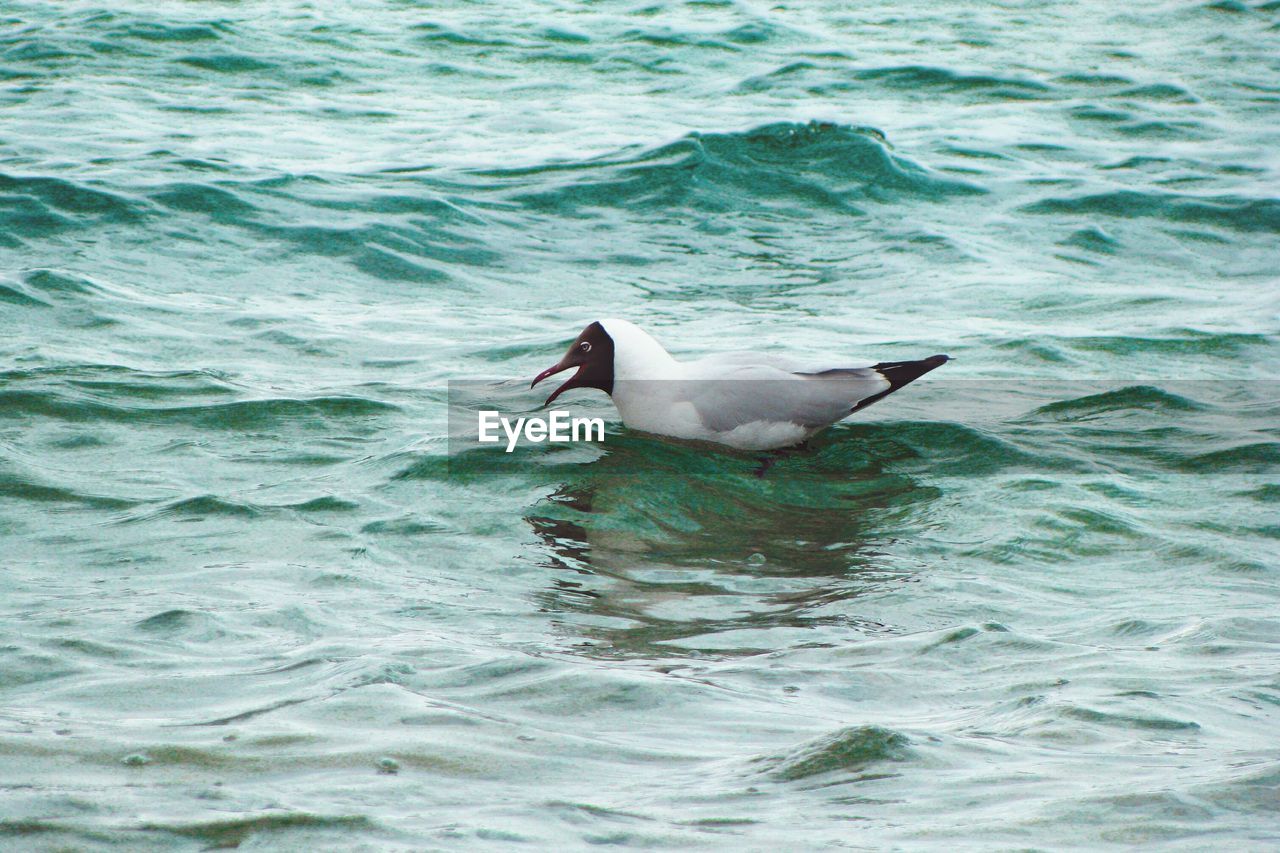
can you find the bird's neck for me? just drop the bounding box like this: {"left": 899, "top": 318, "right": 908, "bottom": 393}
{"left": 609, "top": 326, "right": 683, "bottom": 381}
{"left": 615, "top": 351, "right": 683, "bottom": 382}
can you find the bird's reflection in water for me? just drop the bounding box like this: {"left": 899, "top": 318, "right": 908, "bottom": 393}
{"left": 524, "top": 431, "right": 941, "bottom": 660}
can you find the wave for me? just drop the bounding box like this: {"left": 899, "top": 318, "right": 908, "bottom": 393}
{"left": 853, "top": 64, "right": 1052, "bottom": 97}
{"left": 1005, "top": 332, "right": 1272, "bottom": 359}
{"left": 754, "top": 725, "right": 912, "bottom": 781}
{"left": 620, "top": 21, "right": 783, "bottom": 50}
{"left": 0, "top": 276, "right": 50, "bottom": 306}
{"left": 134, "top": 608, "right": 224, "bottom": 635}
{"left": 141, "top": 813, "right": 374, "bottom": 848}
{"left": 825, "top": 419, "right": 1059, "bottom": 476}
{"left": 0, "top": 387, "right": 396, "bottom": 429}
{"left": 151, "top": 181, "right": 258, "bottom": 220}
{"left": 1058, "top": 704, "right": 1200, "bottom": 732}
{"left": 1022, "top": 189, "right": 1280, "bottom": 234}
{"left": 2, "top": 121, "right": 979, "bottom": 284}
{"left": 144, "top": 494, "right": 265, "bottom": 520}
{"left": 1027, "top": 385, "right": 1208, "bottom": 420}
{"left": 0, "top": 172, "right": 145, "bottom": 242}
{"left": 485, "top": 121, "right": 985, "bottom": 218}
{"left": 739, "top": 62, "right": 1053, "bottom": 101}
{"left": 48, "top": 121, "right": 985, "bottom": 285}
{"left": 176, "top": 53, "right": 275, "bottom": 73}
{"left": 0, "top": 472, "right": 138, "bottom": 510}
{"left": 0, "top": 175, "right": 138, "bottom": 219}
{"left": 1177, "top": 441, "right": 1279, "bottom": 473}
{"left": 110, "top": 21, "right": 226, "bottom": 43}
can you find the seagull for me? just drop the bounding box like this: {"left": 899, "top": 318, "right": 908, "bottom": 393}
{"left": 530, "top": 319, "right": 950, "bottom": 451}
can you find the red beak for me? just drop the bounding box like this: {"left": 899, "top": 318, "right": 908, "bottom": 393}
{"left": 530, "top": 358, "right": 582, "bottom": 406}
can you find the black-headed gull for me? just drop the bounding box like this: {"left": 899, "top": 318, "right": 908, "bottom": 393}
{"left": 531, "top": 319, "right": 949, "bottom": 450}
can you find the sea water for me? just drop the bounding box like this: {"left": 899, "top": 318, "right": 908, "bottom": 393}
{"left": 1, "top": 1, "right": 1277, "bottom": 848}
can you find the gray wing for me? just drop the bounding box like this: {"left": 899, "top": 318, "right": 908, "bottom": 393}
{"left": 686, "top": 350, "right": 876, "bottom": 375}
{"left": 673, "top": 363, "right": 890, "bottom": 432}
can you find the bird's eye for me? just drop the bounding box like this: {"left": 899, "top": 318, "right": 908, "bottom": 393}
{"left": 579, "top": 341, "right": 592, "bottom": 353}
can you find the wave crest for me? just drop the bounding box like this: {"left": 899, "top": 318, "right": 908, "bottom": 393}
{"left": 494, "top": 121, "right": 984, "bottom": 218}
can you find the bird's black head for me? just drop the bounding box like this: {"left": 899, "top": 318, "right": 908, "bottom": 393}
{"left": 530, "top": 321, "right": 616, "bottom": 405}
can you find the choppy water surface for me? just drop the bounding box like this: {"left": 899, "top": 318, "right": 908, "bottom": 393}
{"left": 2, "top": 0, "right": 1278, "bottom": 848}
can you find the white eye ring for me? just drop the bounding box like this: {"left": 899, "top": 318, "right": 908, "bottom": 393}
{"left": 579, "top": 341, "right": 592, "bottom": 353}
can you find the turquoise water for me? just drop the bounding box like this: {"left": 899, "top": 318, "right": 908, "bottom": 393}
{"left": 2, "top": 0, "right": 1279, "bottom": 848}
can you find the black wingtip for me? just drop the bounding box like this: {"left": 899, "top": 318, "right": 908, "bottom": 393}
{"left": 847, "top": 353, "right": 950, "bottom": 415}
{"left": 871, "top": 354, "right": 950, "bottom": 390}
